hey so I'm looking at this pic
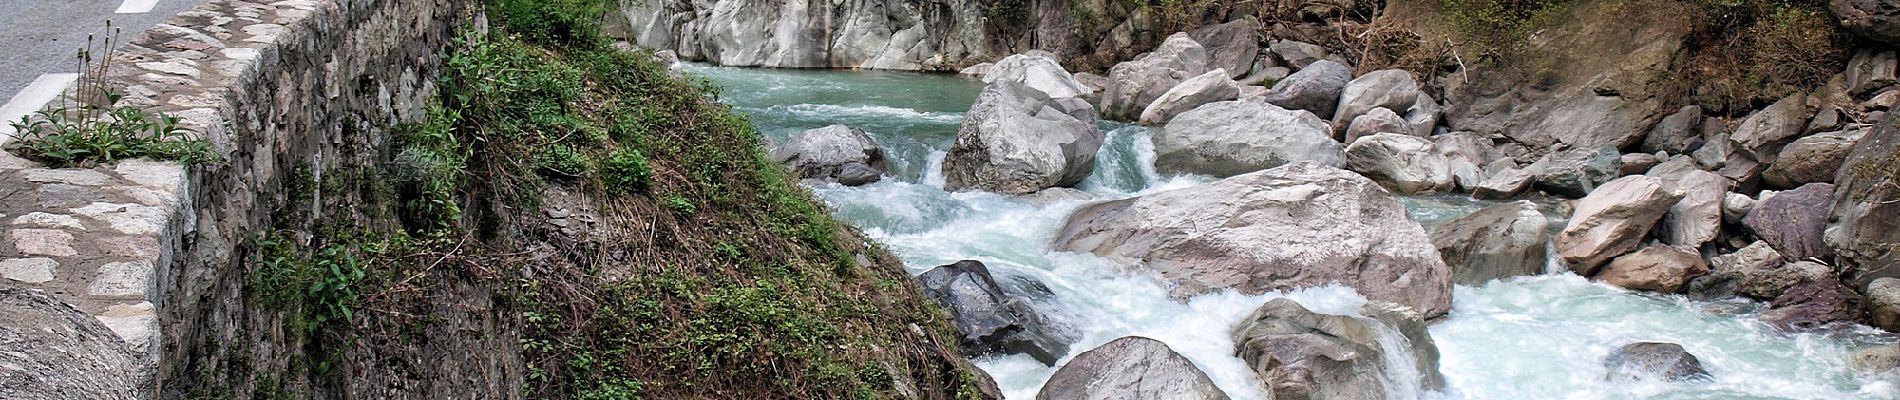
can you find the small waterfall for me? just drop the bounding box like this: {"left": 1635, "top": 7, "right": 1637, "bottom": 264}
{"left": 1361, "top": 315, "right": 1430, "bottom": 400}
{"left": 921, "top": 150, "right": 947, "bottom": 188}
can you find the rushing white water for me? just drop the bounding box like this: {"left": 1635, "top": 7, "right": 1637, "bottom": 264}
{"left": 684, "top": 64, "right": 1900, "bottom": 400}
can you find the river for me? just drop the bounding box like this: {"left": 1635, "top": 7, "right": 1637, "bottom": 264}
{"left": 684, "top": 64, "right": 1899, "bottom": 400}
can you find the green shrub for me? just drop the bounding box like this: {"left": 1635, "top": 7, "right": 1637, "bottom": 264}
{"left": 535, "top": 145, "right": 590, "bottom": 177}
{"left": 603, "top": 148, "right": 652, "bottom": 195}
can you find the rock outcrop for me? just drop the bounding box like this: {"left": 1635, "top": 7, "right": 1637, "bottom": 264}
{"left": 942, "top": 80, "right": 1104, "bottom": 194}
{"left": 1603, "top": 342, "right": 1710, "bottom": 382}
{"left": 1153, "top": 101, "right": 1343, "bottom": 177}
{"left": 1035, "top": 337, "right": 1230, "bottom": 400}
{"left": 771, "top": 125, "right": 889, "bottom": 186}
{"left": 1232, "top": 299, "right": 1444, "bottom": 400}
{"left": 0, "top": 288, "right": 142, "bottom": 400}
{"left": 1596, "top": 245, "right": 1709, "bottom": 293}
{"left": 1430, "top": 201, "right": 1551, "bottom": 285}
{"left": 1827, "top": 113, "right": 1900, "bottom": 288}
{"left": 917, "top": 260, "right": 1074, "bottom": 365}
{"left": 1344, "top": 133, "right": 1454, "bottom": 194}
{"left": 1053, "top": 162, "right": 1453, "bottom": 317}
{"left": 614, "top": 0, "right": 997, "bottom": 70}
{"left": 1556, "top": 176, "right": 1685, "bottom": 274}
{"left": 1101, "top": 33, "right": 1211, "bottom": 121}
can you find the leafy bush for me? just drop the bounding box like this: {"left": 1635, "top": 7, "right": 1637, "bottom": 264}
{"left": 603, "top": 148, "right": 652, "bottom": 195}
{"left": 7, "top": 21, "right": 212, "bottom": 167}
{"left": 535, "top": 145, "right": 590, "bottom": 177}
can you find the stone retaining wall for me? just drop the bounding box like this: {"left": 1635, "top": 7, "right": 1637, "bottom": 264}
{"left": 0, "top": 0, "right": 468, "bottom": 396}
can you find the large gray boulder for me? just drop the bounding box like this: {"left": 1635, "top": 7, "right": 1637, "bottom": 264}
{"left": 1603, "top": 342, "right": 1710, "bottom": 382}
{"left": 1764, "top": 129, "right": 1865, "bottom": 188}
{"left": 1530, "top": 146, "right": 1623, "bottom": 198}
{"left": 1434, "top": 132, "right": 1495, "bottom": 191}
{"left": 1232, "top": 299, "right": 1445, "bottom": 400}
{"left": 1834, "top": 0, "right": 1900, "bottom": 45}
{"left": 1829, "top": 111, "right": 1900, "bottom": 288}
{"left": 1641, "top": 105, "right": 1706, "bottom": 154}
{"left": 1334, "top": 69, "right": 1422, "bottom": 129}
{"left": 1555, "top": 175, "right": 1686, "bottom": 274}
{"left": 1653, "top": 169, "right": 1732, "bottom": 248}
{"left": 1100, "top": 33, "right": 1211, "bottom": 121}
{"left": 1345, "top": 108, "right": 1413, "bottom": 144}
{"left": 1270, "top": 39, "right": 1330, "bottom": 69}
{"left": 1471, "top": 167, "right": 1535, "bottom": 199}
{"left": 1344, "top": 133, "right": 1454, "bottom": 194}
{"left": 1260, "top": 60, "right": 1352, "bottom": 119}
{"left": 1743, "top": 183, "right": 1836, "bottom": 261}
{"left": 983, "top": 51, "right": 1094, "bottom": 100}
{"left": 942, "top": 81, "right": 1104, "bottom": 194}
{"left": 1721, "top": 93, "right": 1815, "bottom": 184}
{"left": 1596, "top": 245, "right": 1710, "bottom": 293}
{"left": 1053, "top": 162, "right": 1454, "bottom": 317}
{"left": 770, "top": 124, "right": 888, "bottom": 186}
{"left": 1868, "top": 277, "right": 1900, "bottom": 331}
{"left": 1190, "top": 19, "right": 1261, "bottom": 78}
{"left": 0, "top": 288, "right": 142, "bottom": 400}
{"left": 917, "top": 260, "right": 1075, "bottom": 365}
{"left": 1138, "top": 69, "right": 1241, "bottom": 126}
{"left": 1153, "top": 101, "right": 1343, "bottom": 177}
{"left": 1035, "top": 337, "right": 1230, "bottom": 400}
{"left": 1431, "top": 200, "right": 1551, "bottom": 285}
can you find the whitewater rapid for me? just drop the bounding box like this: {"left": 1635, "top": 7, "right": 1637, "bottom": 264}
{"left": 685, "top": 64, "right": 1900, "bottom": 400}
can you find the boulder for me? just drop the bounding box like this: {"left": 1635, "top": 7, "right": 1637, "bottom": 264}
{"left": 1053, "top": 162, "right": 1453, "bottom": 316}
{"left": 1743, "top": 183, "right": 1836, "bottom": 261}
{"left": 1759, "top": 279, "right": 1866, "bottom": 332}
{"left": 1653, "top": 169, "right": 1731, "bottom": 248}
{"left": 959, "top": 62, "right": 993, "bottom": 78}
{"left": 1868, "top": 278, "right": 1900, "bottom": 331}
{"left": 1406, "top": 93, "right": 1444, "bottom": 137}
{"left": 1153, "top": 101, "right": 1343, "bottom": 177}
{"left": 1431, "top": 201, "right": 1551, "bottom": 285}
{"left": 770, "top": 125, "right": 888, "bottom": 186}
{"left": 1641, "top": 105, "right": 1705, "bottom": 154}
{"left": 1828, "top": 109, "right": 1900, "bottom": 288}
{"left": 1723, "top": 192, "right": 1757, "bottom": 225}
{"left": 1035, "top": 337, "right": 1231, "bottom": 400}
{"left": 982, "top": 51, "right": 1093, "bottom": 100}
{"left": 1471, "top": 167, "right": 1535, "bottom": 199}
{"left": 942, "top": 81, "right": 1105, "bottom": 194}
{"left": 1555, "top": 175, "right": 1686, "bottom": 274}
{"left": 1344, "top": 108, "right": 1412, "bottom": 144}
{"left": 1764, "top": 129, "right": 1865, "bottom": 188}
{"left": 1232, "top": 299, "right": 1444, "bottom": 400}
{"left": 1270, "top": 39, "right": 1330, "bottom": 69}
{"left": 1361, "top": 302, "right": 1448, "bottom": 391}
{"left": 1434, "top": 132, "right": 1495, "bottom": 191}
{"left": 1696, "top": 241, "right": 1832, "bottom": 299}
{"left": 1100, "top": 33, "right": 1211, "bottom": 121}
{"left": 1530, "top": 146, "right": 1624, "bottom": 198}
{"left": 1344, "top": 133, "right": 1454, "bottom": 194}
{"left": 1596, "top": 245, "right": 1710, "bottom": 293}
{"left": 1190, "top": 19, "right": 1262, "bottom": 78}
{"left": 1849, "top": 48, "right": 1900, "bottom": 95}
{"left": 1073, "top": 72, "right": 1108, "bottom": 104}
{"left": 1603, "top": 342, "right": 1710, "bottom": 382}
{"left": 917, "top": 260, "right": 1074, "bottom": 365}
{"left": 0, "top": 287, "right": 142, "bottom": 400}
{"left": 1260, "top": 60, "right": 1352, "bottom": 118}
{"left": 1138, "top": 69, "right": 1241, "bottom": 126}
{"left": 1723, "top": 93, "right": 1815, "bottom": 182}
{"left": 1620, "top": 153, "right": 1660, "bottom": 176}
{"left": 1850, "top": 344, "right": 1900, "bottom": 373}
{"left": 1334, "top": 70, "right": 1422, "bottom": 129}
{"left": 1834, "top": 0, "right": 1900, "bottom": 46}
{"left": 1808, "top": 106, "right": 1849, "bottom": 134}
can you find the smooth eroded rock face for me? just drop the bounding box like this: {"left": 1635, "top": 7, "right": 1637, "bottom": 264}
{"left": 1556, "top": 175, "right": 1685, "bottom": 274}
{"left": 1138, "top": 68, "right": 1240, "bottom": 126}
{"left": 0, "top": 288, "right": 142, "bottom": 400}
{"left": 1764, "top": 129, "right": 1865, "bottom": 188}
{"left": 1035, "top": 336, "right": 1230, "bottom": 400}
{"left": 1101, "top": 33, "right": 1210, "bottom": 121}
{"left": 1827, "top": 113, "right": 1900, "bottom": 287}
{"left": 1603, "top": 342, "right": 1710, "bottom": 382}
{"left": 1531, "top": 146, "right": 1623, "bottom": 198}
{"left": 1596, "top": 245, "right": 1709, "bottom": 293}
{"left": 983, "top": 50, "right": 1094, "bottom": 100}
{"left": 1759, "top": 279, "right": 1866, "bottom": 332}
{"left": 1344, "top": 133, "right": 1453, "bottom": 194}
{"left": 1232, "top": 299, "right": 1444, "bottom": 400}
{"left": 1153, "top": 101, "right": 1343, "bottom": 177}
{"left": 1870, "top": 278, "right": 1900, "bottom": 332}
{"left": 1053, "top": 162, "right": 1453, "bottom": 316}
{"left": 942, "top": 80, "right": 1104, "bottom": 194}
{"left": 1261, "top": 60, "right": 1352, "bottom": 119}
{"left": 770, "top": 124, "right": 888, "bottom": 186}
{"left": 1431, "top": 200, "right": 1551, "bottom": 285}
{"left": 1743, "top": 182, "right": 1836, "bottom": 261}
{"left": 1334, "top": 69, "right": 1421, "bottom": 129}
{"left": 917, "top": 260, "right": 1075, "bottom": 365}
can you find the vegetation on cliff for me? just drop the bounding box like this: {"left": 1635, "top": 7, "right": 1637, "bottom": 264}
{"left": 234, "top": 0, "right": 995, "bottom": 398}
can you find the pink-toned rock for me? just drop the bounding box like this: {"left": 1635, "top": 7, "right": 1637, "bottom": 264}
{"left": 1596, "top": 245, "right": 1709, "bottom": 293}
{"left": 1556, "top": 176, "right": 1685, "bottom": 274}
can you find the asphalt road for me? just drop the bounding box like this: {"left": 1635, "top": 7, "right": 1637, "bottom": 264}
{"left": 0, "top": 0, "right": 203, "bottom": 135}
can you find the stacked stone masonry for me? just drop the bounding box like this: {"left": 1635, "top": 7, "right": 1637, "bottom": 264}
{"left": 1, "top": 0, "right": 466, "bottom": 397}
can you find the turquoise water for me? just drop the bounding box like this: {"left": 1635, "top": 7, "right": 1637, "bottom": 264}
{"left": 685, "top": 64, "right": 1900, "bottom": 400}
